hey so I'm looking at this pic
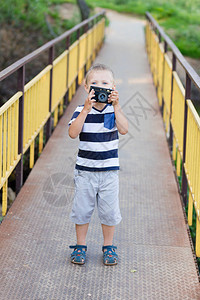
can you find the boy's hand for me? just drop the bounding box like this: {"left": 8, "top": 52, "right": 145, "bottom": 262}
{"left": 108, "top": 90, "right": 119, "bottom": 106}
{"left": 83, "top": 89, "right": 96, "bottom": 113}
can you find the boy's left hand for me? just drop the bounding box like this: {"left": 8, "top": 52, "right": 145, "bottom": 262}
{"left": 108, "top": 90, "right": 119, "bottom": 106}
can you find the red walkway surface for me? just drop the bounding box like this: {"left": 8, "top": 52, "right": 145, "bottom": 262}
{"left": 0, "top": 10, "right": 199, "bottom": 300}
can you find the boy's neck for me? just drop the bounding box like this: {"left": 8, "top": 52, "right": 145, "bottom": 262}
{"left": 93, "top": 102, "right": 107, "bottom": 111}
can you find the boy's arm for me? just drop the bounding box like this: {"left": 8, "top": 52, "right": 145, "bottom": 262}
{"left": 114, "top": 104, "right": 128, "bottom": 135}
{"left": 109, "top": 90, "right": 128, "bottom": 135}
{"left": 68, "top": 109, "right": 88, "bottom": 139}
{"left": 68, "top": 89, "right": 95, "bottom": 139}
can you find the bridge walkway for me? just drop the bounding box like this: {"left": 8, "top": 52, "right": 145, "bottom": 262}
{"left": 0, "top": 10, "right": 199, "bottom": 300}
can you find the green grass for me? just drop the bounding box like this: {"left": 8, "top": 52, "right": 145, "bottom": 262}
{"left": 1, "top": 0, "right": 200, "bottom": 58}
{"left": 86, "top": 0, "right": 200, "bottom": 58}
{"left": 194, "top": 103, "right": 200, "bottom": 116}
{"left": 0, "top": 0, "right": 79, "bottom": 37}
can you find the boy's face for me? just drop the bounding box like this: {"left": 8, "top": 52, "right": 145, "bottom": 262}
{"left": 85, "top": 70, "right": 115, "bottom": 93}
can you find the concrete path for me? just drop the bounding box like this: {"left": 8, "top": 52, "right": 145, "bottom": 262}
{"left": 0, "top": 10, "right": 199, "bottom": 300}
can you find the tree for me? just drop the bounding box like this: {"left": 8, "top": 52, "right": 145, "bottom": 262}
{"left": 77, "top": 0, "right": 90, "bottom": 21}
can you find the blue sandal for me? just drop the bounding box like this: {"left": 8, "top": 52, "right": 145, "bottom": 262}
{"left": 69, "top": 245, "right": 87, "bottom": 265}
{"left": 102, "top": 245, "right": 118, "bottom": 266}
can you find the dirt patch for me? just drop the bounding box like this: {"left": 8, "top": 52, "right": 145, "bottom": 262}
{"left": 56, "top": 3, "right": 80, "bottom": 20}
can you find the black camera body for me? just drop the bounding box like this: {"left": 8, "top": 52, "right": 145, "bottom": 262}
{"left": 89, "top": 85, "right": 113, "bottom": 103}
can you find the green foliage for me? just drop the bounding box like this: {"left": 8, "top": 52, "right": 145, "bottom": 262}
{"left": 0, "top": 0, "right": 79, "bottom": 36}
{"left": 0, "top": 0, "right": 49, "bottom": 28}
{"left": 194, "top": 103, "right": 200, "bottom": 116}
{"left": 86, "top": 0, "right": 200, "bottom": 58}
{"left": 1, "top": 0, "right": 200, "bottom": 58}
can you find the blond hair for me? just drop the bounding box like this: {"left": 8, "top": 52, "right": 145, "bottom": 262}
{"left": 85, "top": 64, "right": 114, "bottom": 86}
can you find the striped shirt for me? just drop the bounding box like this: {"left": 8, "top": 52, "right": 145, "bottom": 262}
{"left": 68, "top": 104, "right": 119, "bottom": 171}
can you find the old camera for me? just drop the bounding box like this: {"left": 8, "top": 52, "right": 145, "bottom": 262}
{"left": 89, "top": 85, "right": 113, "bottom": 103}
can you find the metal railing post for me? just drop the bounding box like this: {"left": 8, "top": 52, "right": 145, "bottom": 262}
{"left": 64, "top": 35, "right": 70, "bottom": 106}
{"left": 91, "top": 19, "right": 95, "bottom": 62}
{"left": 169, "top": 53, "right": 176, "bottom": 149}
{"left": 16, "top": 65, "right": 25, "bottom": 194}
{"left": 84, "top": 23, "right": 89, "bottom": 77}
{"left": 76, "top": 28, "right": 80, "bottom": 90}
{"left": 161, "top": 41, "right": 168, "bottom": 115}
{"left": 158, "top": 32, "right": 161, "bottom": 43}
{"left": 181, "top": 73, "right": 191, "bottom": 206}
{"left": 46, "top": 46, "right": 54, "bottom": 141}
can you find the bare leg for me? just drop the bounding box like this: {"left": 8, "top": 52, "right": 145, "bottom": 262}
{"left": 76, "top": 223, "right": 89, "bottom": 245}
{"left": 70, "top": 224, "right": 89, "bottom": 264}
{"left": 101, "top": 224, "right": 115, "bottom": 246}
{"left": 101, "top": 224, "right": 118, "bottom": 265}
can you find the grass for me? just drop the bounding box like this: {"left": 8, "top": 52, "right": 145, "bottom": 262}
{"left": 0, "top": 0, "right": 79, "bottom": 38}
{"left": 0, "top": 0, "right": 200, "bottom": 58}
{"left": 86, "top": 0, "right": 200, "bottom": 59}
{"left": 194, "top": 102, "right": 200, "bottom": 116}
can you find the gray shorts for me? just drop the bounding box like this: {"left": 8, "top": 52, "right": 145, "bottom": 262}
{"left": 70, "top": 169, "right": 122, "bottom": 226}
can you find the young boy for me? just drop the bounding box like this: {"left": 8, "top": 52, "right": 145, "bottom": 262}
{"left": 68, "top": 64, "right": 128, "bottom": 265}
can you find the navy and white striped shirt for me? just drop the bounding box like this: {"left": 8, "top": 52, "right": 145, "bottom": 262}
{"left": 68, "top": 104, "right": 119, "bottom": 171}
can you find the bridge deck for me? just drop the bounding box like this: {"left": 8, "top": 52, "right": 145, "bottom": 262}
{"left": 0, "top": 10, "right": 199, "bottom": 300}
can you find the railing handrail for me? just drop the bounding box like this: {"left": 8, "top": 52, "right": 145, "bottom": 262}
{"left": 146, "top": 12, "right": 200, "bottom": 90}
{"left": 0, "top": 10, "right": 106, "bottom": 82}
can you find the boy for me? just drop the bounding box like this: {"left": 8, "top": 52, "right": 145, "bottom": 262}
{"left": 68, "top": 64, "right": 128, "bottom": 265}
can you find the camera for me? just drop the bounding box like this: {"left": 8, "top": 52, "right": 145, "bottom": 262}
{"left": 89, "top": 85, "right": 113, "bottom": 103}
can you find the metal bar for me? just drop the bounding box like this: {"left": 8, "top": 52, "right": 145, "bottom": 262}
{"left": 169, "top": 53, "right": 176, "bottom": 148}
{"left": 64, "top": 35, "right": 71, "bottom": 106}
{"left": 158, "top": 32, "right": 161, "bottom": 43}
{"left": 161, "top": 41, "right": 168, "bottom": 115}
{"left": 76, "top": 28, "right": 80, "bottom": 90}
{"left": 145, "top": 12, "right": 200, "bottom": 91}
{"left": 84, "top": 23, "right": 89, "bottom": 77}
{"left": 16, "top": 66, "right": 25, "bottom": 194}
{"left": 181, "top": 74, "right": 191, "bottom": 206}
{"left": 0, "top": 11, "right": 105, "bottom": 82}
{"left": 46, "top": 46, "right": 54, "bottom": 141}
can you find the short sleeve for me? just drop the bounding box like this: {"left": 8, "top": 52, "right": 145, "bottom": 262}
{"left": 68, "top": 105, "right": 84, "bottom": 126}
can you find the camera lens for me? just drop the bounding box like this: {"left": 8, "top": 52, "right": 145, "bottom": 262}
{"left": 98, "top": 92, "right": 107, "bottom": 102}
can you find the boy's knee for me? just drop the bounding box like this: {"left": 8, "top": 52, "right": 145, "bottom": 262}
{"left": 99, "top": 209, "right": 122, "bottom": 226}
{"left": 70, "top": 207, "right": 94, "bottom": 224}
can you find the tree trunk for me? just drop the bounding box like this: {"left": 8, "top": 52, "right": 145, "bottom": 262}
{"left": 77, "top": 0, "right": 90, "bottom": 21}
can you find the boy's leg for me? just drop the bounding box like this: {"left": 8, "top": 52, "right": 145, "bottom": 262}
{"left": 70, "top": 224, "right": 89, "bottom": 264}
{"left": 101, "top": 224, "right": 115, "bottom": 246}
{"left": 102, "top": 224, "right": 118, "bottom": 265}
{"left": 76, "top": 223, "right": 89, "bottom": 245}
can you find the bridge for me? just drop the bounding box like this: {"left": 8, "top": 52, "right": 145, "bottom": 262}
{"left": 0, "top": 9, "right": 200, "bottom": 299}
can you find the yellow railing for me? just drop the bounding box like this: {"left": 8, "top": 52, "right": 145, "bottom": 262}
{"left": 157, "top": 43, "right": 164, "bottom": 107}
{"left": 23, "top": 66, "right": 51, "bottom": 165}
{"left": 171, "top": 71, "right": 185, "bottom": 175}
{"left": 0, "top": 92, "right": 21, "bottom": 216}
{"left": 163, "top": 55, "right": 172, "bottom": 135}
{"left": 185, "top": 100, "right": 200, "bottom": 256}
{"left": 145, "top": 18, "right": 200, "bottom": 257}
{"left": 78, "top": 33, "right": 87, "bottom": 85}
{"left": 0, "top": 15, "right": 105, "bottom": 217}
{"left": 52, "top": 50, "right": 68, "bottom": 127}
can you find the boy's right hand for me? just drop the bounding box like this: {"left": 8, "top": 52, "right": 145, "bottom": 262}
{"left": 83, "top": 89, "right": 96, "bottom": 113}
